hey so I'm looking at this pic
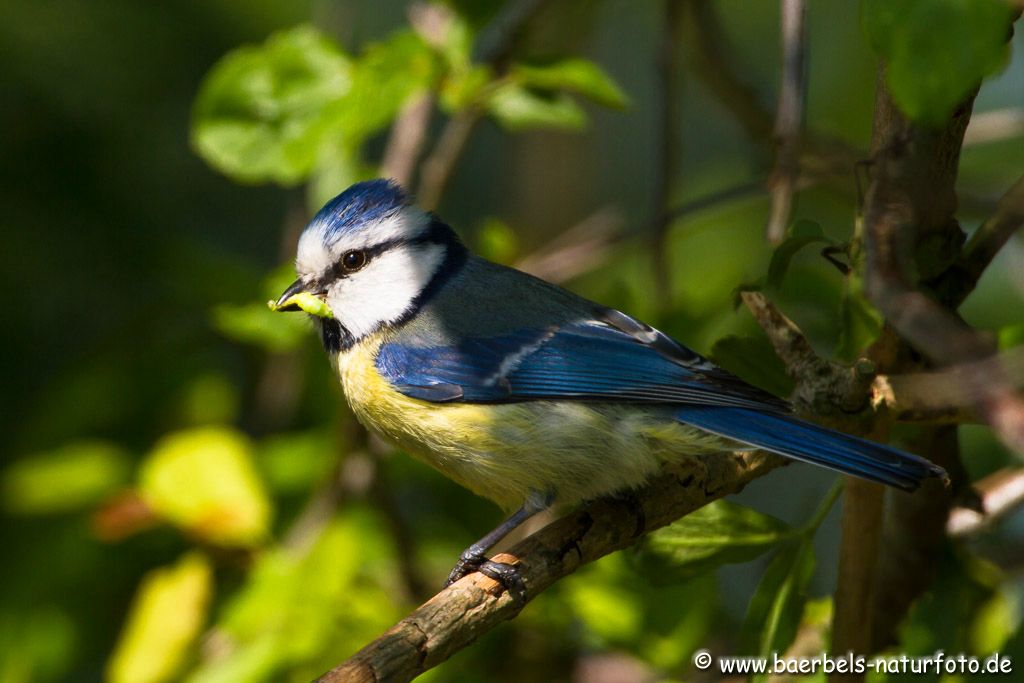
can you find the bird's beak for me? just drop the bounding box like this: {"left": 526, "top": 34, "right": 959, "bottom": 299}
{"left": 268, "top": 279, "right": 334, "bottom": 319}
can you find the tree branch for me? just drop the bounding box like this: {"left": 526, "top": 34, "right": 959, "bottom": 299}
{"left": 315, "top": 450, "right": 783, "bottom": 683}
{"left": 766, "top": 0, "right": 808, "bottom": 244}
{"left": 415, "top": 0, "right": 551, "bottom": 210}
{"left": 940, "top": 172, "right": 1024, "bottom": 307}
{"left": 948, "top": 467, "right": 1024, "bottom": 537}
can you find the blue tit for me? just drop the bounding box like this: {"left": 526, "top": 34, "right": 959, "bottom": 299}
{"left": 272, "top": 178, "right": 946, "bottom": 589}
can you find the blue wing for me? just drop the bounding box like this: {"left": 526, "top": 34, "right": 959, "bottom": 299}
{"left": 376, "top": 310, "right": 945, "bottom": 491}
{"left": 377, "top": 312, "right": 788, "bottom": 410}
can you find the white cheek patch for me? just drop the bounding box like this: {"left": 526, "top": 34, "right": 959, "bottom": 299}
{"left": 326, "top": 243, "right": 447, "bottom": 340}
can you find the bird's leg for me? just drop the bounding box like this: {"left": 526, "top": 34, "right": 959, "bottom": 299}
{"left": 445, "top": 493, "right": 552, "bottom": 598}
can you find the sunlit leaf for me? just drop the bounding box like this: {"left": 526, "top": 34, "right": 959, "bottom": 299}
{"left": 212, "top": 264, "right": 313, "bottom": 352}
{"left": 2, "top": 440, "right": 130, "bottom": 515}
{"left": 971, "top": 583, "right": 1021, "bottom": 654}
{"left": 139, "top": 427, "right": 272, "bottom": 546}
{"left": 638, "top": 500, "right": 794, "bottom": 582}
{"left": 514, "top": 58, "right": 628, "bottom": 109}
{"left": 107, "top": 553, "right": 212, "bottom": 683}
{"left": 862, "top": 0, "right": 1013, "bottom": 127}
{"left": 486, "top": 83, "right": 587, "bottom": 131}
{"left": 192, "top": 25, "right": 353, "bottom": 184}
{"left": 342, "top": 29, "right": 438, "bottom": 143}
{"left": 439, "top": 64, "right": 491, "bottom": 112}
{"left": 740, "top": 539, "right": 816, "bottom": 666}
{"left": 212, "top": 302, "right": 310, "bottom": 353}
{"left": 186, "top": 510, "right": 401, "bottom": 682}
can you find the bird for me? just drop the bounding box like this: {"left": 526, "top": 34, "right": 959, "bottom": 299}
{"left": 271, "top": 178, "right": 947, "bottom": 593}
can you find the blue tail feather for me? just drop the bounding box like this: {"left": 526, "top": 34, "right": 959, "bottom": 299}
{"left": 675, "top": 407, "right": 947, "bottom": 491}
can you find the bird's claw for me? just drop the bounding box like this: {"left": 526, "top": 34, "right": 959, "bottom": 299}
{"left": 478, "top": 560, "right": 527, "bottom": 602}
{"left": 444, "top": 555, "right": 527, "bottom": 602}
{"left": 445, "top": 553, "right": 485, "bottom": 587}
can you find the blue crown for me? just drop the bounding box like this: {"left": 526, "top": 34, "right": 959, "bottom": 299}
{"left": 311, "top": 179, "right": 410, "bottom": 244}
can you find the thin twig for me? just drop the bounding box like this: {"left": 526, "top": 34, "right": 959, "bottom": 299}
{"left": 948, "top": 467, "right": 1024, "bottom": 537}
{"left": 963, "top": 107, "right": 1024, "bottom": 147}
{"left": 942, "top": 173, "right": 1024, "bottom": 307}
{"left": 415, "top": 111, "right": 480, "bottom": 210}
{"left": 515, "top": 206, "right": 624, "bottom": 283}
{"left": 381, "top": 92, "right": 435, "bottom": 189}
{"left": 415, "top": 0, "right": 551, "bottom": 210}
{"left": 315, "top": 451, "right": 783, "bottom": 683}
{"left": 766, "top": 0, "right": 808, "bottom": 244}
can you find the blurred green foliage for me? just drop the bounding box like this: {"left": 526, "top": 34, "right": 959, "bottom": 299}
{"left": 2, "top": 1, "right": 1023, "bottom": 681}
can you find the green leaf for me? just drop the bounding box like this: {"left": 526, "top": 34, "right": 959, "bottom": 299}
{"left": 862, "top": 0, "right": 1013, "bottom": 127}
{"left": 514, "top": 58, "right": 628, "bottom": 109}
{"left": 256, "top": 431, "right": 336, "bottom": 493}
{"left": 486, "top": 83, "right": 587, "bottom": 131}
{"left": 212, "top": 264, "right": 312, "bottom": 352}
{"left": 186, "top": 511, "right": 401, "bottom": 682}
{"left": 766, "top": 220, "right": 832, "bottom": 290}
{"left": 835, "top": 270, "right": 883, "bottom": 361}
{"left": 139, "top": 427, "right": 272, "bottom": 546}
{"left": 638, "top": 500, "right": 793, "bottom": 582}
{"left": 107, "top": 553, "right": 212, "bottom": 683}
{"left": 212, "top": 302, "right": 310, "bottom": 352}
{"left": 439, "top": 64, "right": 492, "bottom": 112}
{"left": 710, "top": 334, "right": 794, "bottom": 398}
{"left": 740, "top": 539, "right": 816, "bottom": 667}
{"left": 343, "top": 30, "right": 438, "bottom": 143}
{"left": 192, "top": 25, "right": 353, "bottom": 185}
{"left": 474, "top": 217, "right": 519, "bottom": 263}
{"left": 998, "top": 322, "right": 1024, "bottom": 350}
{"left": 2, "top": 440, "right": 130, "bottom": 515}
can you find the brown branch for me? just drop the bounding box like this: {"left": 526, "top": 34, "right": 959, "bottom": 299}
{"left": 515, "top": 181, "right": 764, "bottom": 286}
{"left": 948, "top": 467, "right": 1024, "bottom": 537}
{"left": 871, "top": 346, "right": 1024, "bottom": 424}
{"left": 315, "top": 450, "right": 783, "bottom": 683}
{"left": 381, "top": 92, "right": 435, "bottom": 190}
{"left": 680, "top": 0, "right": 774, "bottom": 139}
{"left": 415, "top": 111, "right": 480, "bottom": 211}
{"left": 680, "top": 0, "right": 860, "bottom": 191}
{"left": 766, "top": 0, "right": 808, "bottom": 244}
{"left": 834, "top": 477, "right": 885, "bottom": 661}
{"left": 962, "top": 107, "right": 1024, "bottom": 147}
{"left": 861, "top": 83, "right": 1024, "bottom": 460}
{"left": 515, "top": 206, "right": 624, "bottom": 283}
{"left": 415, "top": 0, "right": 551, "bottom": 210}
{"left": 940, "top": 173, "right": 1024, "bottom": 307}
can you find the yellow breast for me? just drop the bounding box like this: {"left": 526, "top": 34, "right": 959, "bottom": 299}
{"left": 334, "top": 334, "right": 729, "bottom": 510}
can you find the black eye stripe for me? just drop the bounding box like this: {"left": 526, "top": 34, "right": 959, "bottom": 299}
{"left": 316, "top": 219, "right": 456, "bottom": 284}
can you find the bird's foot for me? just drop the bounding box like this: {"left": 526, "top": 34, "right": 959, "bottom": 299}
{"left": 478, "top": 559, "right": 527, "bottom": 602}
{"left": 444, "top": 554, "right": 527, "bottom": 602}
{"left": 445, "top": 552, "right": 486, "bottom": 587}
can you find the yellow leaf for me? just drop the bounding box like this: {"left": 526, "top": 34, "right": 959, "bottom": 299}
{"left": 140, "top": 427, "right": 272, "bottom": 545}
{"left": 107, "top": 553, "right": 212, "bottom": 683}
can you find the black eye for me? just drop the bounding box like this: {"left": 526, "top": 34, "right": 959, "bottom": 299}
{"left": 341, "top": 250, "right": 367, "bottom": 272}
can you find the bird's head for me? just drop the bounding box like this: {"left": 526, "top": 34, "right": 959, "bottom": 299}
{"left": 271, "top": 179, "right": 466, "bottom": 351}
